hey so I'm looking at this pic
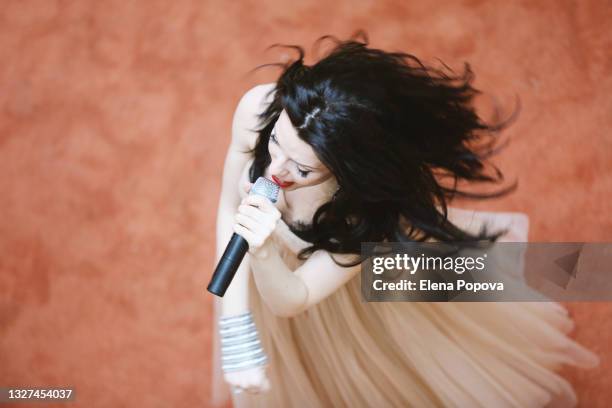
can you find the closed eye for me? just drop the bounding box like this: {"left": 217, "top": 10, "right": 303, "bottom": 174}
{"left": 271, "top": 129, "right": 312, "bottom": 178}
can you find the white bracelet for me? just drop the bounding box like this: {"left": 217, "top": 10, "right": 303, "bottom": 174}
{"left": 219, "top": 311, "right": 268, "bottom": 373}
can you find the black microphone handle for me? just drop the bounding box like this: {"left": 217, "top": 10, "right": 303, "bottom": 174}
{"left": 207, "top": 233, "right": 249, "bottom": 297}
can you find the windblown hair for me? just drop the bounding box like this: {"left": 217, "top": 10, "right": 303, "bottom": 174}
{"left": 245, "top": 30, "right": 520, "bottom": 267}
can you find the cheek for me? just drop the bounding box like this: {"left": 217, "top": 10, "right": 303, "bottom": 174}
{"left": 268, "top": 145, "right": 283, "bottom": 166}
{"left": 298, "top": 174, "right": 327, "bottom": 186}
{"left": 267, "top": 143, "right": 276, "bottom": 156}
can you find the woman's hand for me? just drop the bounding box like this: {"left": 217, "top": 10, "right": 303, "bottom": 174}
{"left": 224, "top": 365, "right": 271, "bottom": 395}
{"left": 233, "top": 182, "right": 282, "bottom": 259}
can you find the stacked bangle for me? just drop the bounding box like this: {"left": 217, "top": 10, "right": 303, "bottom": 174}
{"left": 219, "top": 311, "right": 268, "bottom": 373}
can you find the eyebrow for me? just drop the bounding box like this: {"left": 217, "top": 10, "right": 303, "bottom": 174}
{"left": 271, "top": 125, "right": 319, "bottom": 170}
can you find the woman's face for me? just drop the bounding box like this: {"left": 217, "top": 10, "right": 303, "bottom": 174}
{"left": 265, "top": 109, "right": 334, "bottom": 191}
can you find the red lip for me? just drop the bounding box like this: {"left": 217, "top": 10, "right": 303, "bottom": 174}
{"left": 271, "top": 175, "right": 294, "bottom": 188}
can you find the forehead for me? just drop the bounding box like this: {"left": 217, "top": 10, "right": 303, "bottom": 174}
{"left": 276, "top": 110, "right": 322, "bottom": 169}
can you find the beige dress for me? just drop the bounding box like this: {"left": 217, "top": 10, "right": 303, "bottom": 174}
{"left": 209, "top": 208, "right": 599, "bottom": 408}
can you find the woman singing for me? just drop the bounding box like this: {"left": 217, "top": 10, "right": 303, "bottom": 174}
{"left": 210, "top": 31, "right": 599, "bottom": 407}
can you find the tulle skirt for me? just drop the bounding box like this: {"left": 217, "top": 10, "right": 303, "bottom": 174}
{"left": 209, "top": 209, "right": 599, "bottom": 407}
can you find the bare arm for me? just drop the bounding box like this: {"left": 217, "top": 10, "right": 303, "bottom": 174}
{"left": 249, "top": 239, "right": 361, "bottom": 318}
{"left": 215, "top": 83, "right": 276, "bottom": 317}
{"left": 220, "top": 83, "right": 360, "bottom": 318}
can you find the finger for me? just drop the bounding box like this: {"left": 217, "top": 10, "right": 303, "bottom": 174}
{"left": 243, "top": 383, "right": 261, "bottom": 394}
{"left": 244, "top": 194, "right": 274, "bottom": 210}
{"left": 243, "top": 182, "right": 253, "bottom": 193}
{"left": 236, "top": 210, "right": 279, "bottom": 237}
{"left": 237, "top": 204, "right": 263, "bottom": 220}
{"left": 233, "top": 224, "right": 262, "bottom": 248}
{"left": 244, "top": 385, "right": 259, "bottom": 393}
{"left": 243, "top": 198, "right": 281, "bottom": 222}
{"left": 236, "top": 205, "right": 278, "bottom": 237}
{"left": 235, "top": 213, "right": 261, "bottom": 232}
{"left": 240, "top": 205, "right": 281, "bottom": 227}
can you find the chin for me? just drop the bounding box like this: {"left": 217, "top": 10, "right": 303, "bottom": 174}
{"left": 283, "top": 183, "right": 299, "bottom": 191}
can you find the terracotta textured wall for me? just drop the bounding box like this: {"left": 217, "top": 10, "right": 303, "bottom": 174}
{"left": 0, "top": 1, "right": 610, "bottom": 407}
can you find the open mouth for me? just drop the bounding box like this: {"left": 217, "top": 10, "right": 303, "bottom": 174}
{"left": 271, "top": 175, "right": 294, "bottom": 188}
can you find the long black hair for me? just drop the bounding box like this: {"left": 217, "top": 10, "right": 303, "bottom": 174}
{"left": 244, "top": 30, "right": 520, "bottom": 267}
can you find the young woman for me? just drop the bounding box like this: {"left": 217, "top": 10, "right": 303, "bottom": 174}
{"left": 210, "top": 32, "right": 599, "bottom": 407}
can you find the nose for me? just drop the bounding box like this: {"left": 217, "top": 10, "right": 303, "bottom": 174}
{"left": 269, "top": 155, "right": 290, "bottom": 177}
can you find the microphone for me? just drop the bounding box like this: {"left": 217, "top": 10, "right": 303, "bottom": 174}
{"left": 207, "top": 177, "right": 280, "bottom": 297}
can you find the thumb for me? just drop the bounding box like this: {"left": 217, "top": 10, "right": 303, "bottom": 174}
{"left": 243, "top": 181, "right": 253, "bottom": 193}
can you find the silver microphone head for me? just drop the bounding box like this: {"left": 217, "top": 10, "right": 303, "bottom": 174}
{"left": 250, "top": 177, "right": 280, "bottom": 203}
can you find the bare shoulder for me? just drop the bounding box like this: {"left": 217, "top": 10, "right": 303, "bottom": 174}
{"left": 232, "top": 82, "right": 277, "bottom": 151}
{"left": 237, "top": 82, "right": 276, "bottom": 111}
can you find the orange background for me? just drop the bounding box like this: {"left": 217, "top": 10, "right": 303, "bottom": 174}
{"left": 0, "top": 1, "right": 610, "bottom": 407}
